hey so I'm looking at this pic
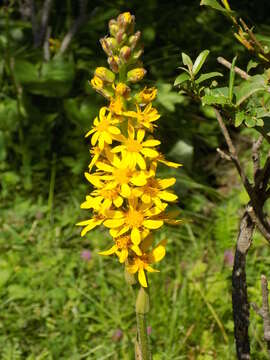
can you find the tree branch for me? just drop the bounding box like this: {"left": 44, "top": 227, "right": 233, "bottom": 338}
{"left": 217, "top": 56, "right": 250, "bottom": 80}
{"left": 252, "top": 135, "right": 263, "bottom": 180}
{"left": 247, "top": 205, "right": 270, "bottom": 243}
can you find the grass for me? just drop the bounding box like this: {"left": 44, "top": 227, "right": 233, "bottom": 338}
{"left": 0, "top": 166, "right": 270, "bottom": 359}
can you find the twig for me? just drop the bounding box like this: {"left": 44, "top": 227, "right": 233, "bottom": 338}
{"left": 43, "top": 26, "right": 51, "bottom": 61}
{"left": 252, "top": 275, "right": 270, "bottom": 356}
{"left": 59, "top": 0, "right": 92, "bottom": 55}
{"left": 217, "top": 147, "right": 231, "bottom": 161}
{"left": 37, "top": 0, "right": 53, "bottom": 47}
{"left": 217, "top": 56, "right": 250, "bottom": 80}
{"left": 214, "top": 108, "right": 253, "bottom": 199}
{"left": 247, "top": 205, "right": 270, "bottom": 243}
{"left": 239, "top": 18, "right": 266, "bottom": 55}
{"left": 252, "top": 135, "right": 263, "bottom": 180}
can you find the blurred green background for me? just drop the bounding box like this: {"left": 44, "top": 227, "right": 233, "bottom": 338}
{"left": 1, "top": 0, "right": 270, "bottom": 359}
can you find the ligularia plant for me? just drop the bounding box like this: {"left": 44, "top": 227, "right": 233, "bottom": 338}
{"left": 77, "top": 12, "right": 181, "bottom": 358}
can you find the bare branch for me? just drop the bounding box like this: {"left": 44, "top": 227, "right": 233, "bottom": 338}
{"left": 59, "top": 0, "right": 94, "bottom": 55}
{"left": 37, "top": 0, "right": 53, "bottom": 47}
{"left": 239, "top": 18, "right": 266, "bottom": 56}
{"left": 43, "top": 26, "right": 51, "bottom": 61}
{"left": 252, "top": 135, "right": 263, "bottom": 183}
{"left": 247, "top": 205, "right": 270, "bottom": 243}
{"left": 214, "top": 108, "right": 253, "bottom": 199}
{"left": 217, "top": 57, "right": 250, "bottom": 80}
{"left": 217, "top": 147, "right": 231, "bottom": 161}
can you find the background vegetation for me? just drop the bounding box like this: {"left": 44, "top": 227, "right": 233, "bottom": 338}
{"left": 1, "top": 0, "right": 270, "bottom": 358}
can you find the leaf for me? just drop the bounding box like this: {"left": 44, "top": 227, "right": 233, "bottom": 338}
{"left": 245, "top": 117, "right": 256, "bottom": 127}
{"left": 174, "top": 72, "right": 190, "bottom": 86}
{"left": 229, "top": 56, "right": 237, "bottom": 102}
{"left": 235, "top": 111, "right": 245, "bottom": 127}
{"left": 235, "top": 75, "right": 267, "bottom": 106}
{"left": 0, "top": 268, "right": 12, "bottom": 288}
{"left": 8, "top": 284, "right": 30, "bottom": 299}
{"left": 256, "top": 118, "right": 264, "bottom": 127}
{"left": 202, "top": 93, "right": 228, "bottom": 106}
{"left": 157, "top": 83, "right": 184, "bottom": 112}
{"left": 247, "top": 60, "right": 258, "bottom": 73}
{"left": 193, "top": 50, "right": 210, "bottom": 75}
{"left": 181, "top": 52, "right": 193, "bottom": 72}
{"left": 200, "top": 0, "right": 230, "bottom": 13}
{"left": 195, "top": 72, "right": 223, "bottom": 84}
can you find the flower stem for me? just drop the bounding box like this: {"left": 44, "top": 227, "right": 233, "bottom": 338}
{"left": 135, "top": 287, "right": 151, "bottom": 360}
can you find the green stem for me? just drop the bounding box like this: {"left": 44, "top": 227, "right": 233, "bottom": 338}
{"left": 135, "top": 287, "right": 151, "bottom": 360}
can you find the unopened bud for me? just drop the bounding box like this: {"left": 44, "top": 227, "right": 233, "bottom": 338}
{"left": 117, "top": 12, "right": 134, "bottom": 31}
{"left": 108, "top": 56, "right": 121, "bottom": 73}
{"left": 108, "top": 19, "right": 119, "bottom": 37}
{"left": 100, "top": 37, "right": 117, "bottom": 56}
{"left": 95, "top": 67, "right": 115, "bottom": 83}
{"left": 127, "top": 68, "right": 146, "bottom": 83}
{"left": 116, "top": 30, "right": 127, "bottom": 44}
{"left": 137, "top": 87, "right": 157, "bottom": 104}
{"left": 129, "top": 31, "right": 141, "bottom": 50}
{"left": 136, "top": 287, "right": 149, "bottom": 314}
{"left": 115, "top": 83, "right": 131, "bottom": 97}
{"left": 120, "top": 46, "right": 131, "bottom": 62}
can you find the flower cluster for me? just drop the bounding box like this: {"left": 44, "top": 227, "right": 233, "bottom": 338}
{"left": 77, "top": 12, "right": 181, "bottom": 287}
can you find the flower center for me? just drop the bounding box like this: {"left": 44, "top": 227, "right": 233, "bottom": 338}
{"left": 125, "top": 139, "right": 142, "bottom": 152}
{"left": 116, "top": 236, "right": 130, "bottom": 249}
{"left": 97, "top": 119, "right": 109, "bottom": 132}
{"left": 114, "top": 168, "right": 132, "bottom": 184}
{"left": 125, "top": 209, "right": 144, "bottom": 228}
{"left": 100, "top": 188, "right": 117, "bottom": 200}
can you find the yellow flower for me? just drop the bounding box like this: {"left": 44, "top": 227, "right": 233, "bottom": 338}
{"left": 112, "top": 124, "right": 160, "bottom": 169}
{"left": 126, "top": 239, "right": 167, "bottom": 287}
{"left": 124, "top": 103, "right": 160, "bottom": 131}
{"left": 85, "top": 107, "right": 121, "bottom": 149}
{"left": 99, "top": 234, "right": 142, "bottom": 263}
{"left": 137, "top": 87, "right": 157, "bottom": 104}
{"left": 156, "top": 154, "right": 182, "bottom": 168}
{"left": 103, "top": 197, "right": 167, "bottom": 245}
{"left": 114, "top": 83, "right": 131, "bottom": 98}
{"left": 88, "top": 146, "right": 102, "bottom": 171}
{"left": 133, "top": 177, "right": 178, "bottom": 207}
{"left": 91, "top": 75, "right": 104, "bottom": 90}
{"left": 95, "top": 154, "right": 148, "bottom": 197}
{"left": 76, "top": 214, "right": 105, "bottom": 237}
{"left": 127, "top": 68, "right": 147, "bottom": 83}
{"left": 81, "top": 185, "right": 123, "bottom": 211}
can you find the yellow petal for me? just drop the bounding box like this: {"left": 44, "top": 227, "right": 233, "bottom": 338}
{"left": 136, "top": 153, "right": 146, "bottom": 170}
{"left": 85, "top": 128, "right": 95, "bottom": 138}
{"left": 143, "top": 219, "right": 163, "bottom": 229}
{"left": 127, "top": 263, "right": 139, "bottom": 274}
{"left": 142, "top": 194, "right": 151, "bottom": 204}
{"left": 96, "top": 162, "right": 113, "bottom": 172}
{"left": 119, "top": 249, "right": 129, "bottom": 263}
{"left": 137, "top": 129, "right": 145, "bottom": 143}
{"left": 121, "top": 183, "right": 131, "bottom": 198}
{"left": 112, "top": 145, "right": 126, "bottom": 153}
{"left": 103, "top": 218, "right": 125, "bottom": 228}
{"left": 158, "top": 178, "right": 176, "bottom": 189}
{"left": 84, "top": 173, "right": 102, "bottom": 187}
{"left": 99, "top": 245, "right": 117, "bottom": 256}
{"left": 141, "top": 148, "right": 159, "bottom": 158}
{"left": 81, "top": 220, "right": 102, "bottom": 236}
{"left": 159, "top": 191, "right": 178, "bottom": 202}
{"left": 151, "top": 240, "right": 167, "bottom": 262}
{"left": 91, "top": 131, "right": 99, "bottom": 146}
{"left": 109, "top": 126, "right": 121, "bottom": 134}
{"left": 131, "top": 245, "right": 142, "bottom": 256}
{"left": 138, "top": 268, "right": 147, "bottom": 287}
{"left": 113, "top": 196, "right": 123, "bottom": 208}
{"left": 131, "top": 174, "right": 147, "bottom": 186}
{"left": 131, "top": 227, "right": 141, "bottom": 245}
{"left": 142, "top": 139, "right": 160, "bottom": 147}
{"left": 145, "top": 264, "right": 159, "bottom": 273}
{"left": 103, "top": 132, "right": 112, "bottom": 144}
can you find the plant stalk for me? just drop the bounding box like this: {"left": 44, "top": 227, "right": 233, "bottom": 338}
{"left": 135, "top": 287, "right": 151, "bottom": 360}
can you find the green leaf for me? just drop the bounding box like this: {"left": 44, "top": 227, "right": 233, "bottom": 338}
{"left": 8, "top": 284, "right": 30, "bottom": 299}
{"left": 245, "top": 117, "right": 256, "bottom": 127}
{"left": 0, "top": 268, "right": 12, "bottom": 288}
{"left": 200, "top": 0, "right": 229, "bottom": 13}
{"left": 235, "top": 75, "right": 267, "bottom": 106}
{"left": 235, "top": 111, "right": 245, "bottom": 127}
{"left": 202, "top": 93, "right": 228, "bottom": 106}
{"left": 229, "top": 56, "right": 237, "bottom": 102}
{"left": 181, "top": 52, "right": 193, "bottom": 72}
{"left": 157, "top": 83, "right": 184, "bottom": 111}
{"left": 193, "top": 50, "right": 210, "bottom": 76}
{"left": 195, "top": 72, "right": 223, "bottom": 84}
{"left": 247, "top": 60, "right": 258, "bottom": 73}
{"left": 174, "top": 72, "right": 190, "bottom": 86}
{"left": 256, "top": 118, "right": 264, "bottom": 127}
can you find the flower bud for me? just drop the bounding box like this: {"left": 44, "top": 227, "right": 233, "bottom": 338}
{"left": 116, "top": 30, "right": 127, "bottom": 44}
{"left": 91, "top": 75, "right": 104, "bottom": 90}
{"left": 108, "top": 19, "right": 119, "bottom": 37}
{"left": 127, "top": 68, "right": 146, "bottom": 83}
{"left": 119, "top": 46, "right": 131, "bottom": 62}
{"left": 95, "top": 67, "right": 115, "bottom": 83}
{"left": 117, "top": 12, "right": 135, "bottom": 32}
{"left": 108, "top": 56, "right": 121, "bottom": 73}
{"left": 100, "top": 37, "right": 117, "bottom": 56}
{"left": 115, "top": 83, "right": 131, "bottom": 98}
{"left": 136, "top": 287, "right": 149, "bottom": 314}
{"left": 133, "top": 48, "right": 143, "bottom": 60}
{"left": 129, "top": 31, "right": 141, "bottom": 50}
